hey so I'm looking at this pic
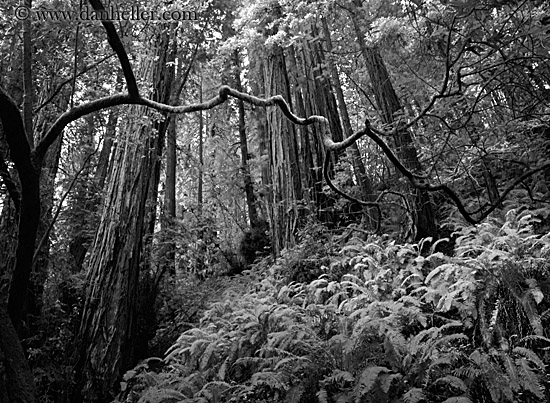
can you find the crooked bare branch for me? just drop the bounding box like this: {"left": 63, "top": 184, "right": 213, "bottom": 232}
{"left": 88, "top": 0, "right": 139, "bottom": 98}
{"left": 360, "top": 120, "right": 550, "bottom": 224}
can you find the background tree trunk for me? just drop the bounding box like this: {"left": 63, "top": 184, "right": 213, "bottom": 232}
{"left": 350, "top": 4, "right": 436, "bottom": 239}
{"left": 234, "top": 51, "right": 260, "bottom": 229}
{"left": 321, "top": 17, "right": 375, "bottom": 209}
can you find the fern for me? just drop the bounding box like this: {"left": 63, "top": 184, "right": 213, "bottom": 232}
{"left": 317, "top": 388, "right": 329, "bottom": 403}
{"left": 440, "top": 397, "right": 473, "bottom": 403}
{"left": 323, "top": 369, "right": 355, "bottom": 385}
{"left": 516, "top": 357, "right": 545, "bottom": 399}
{"left": 136, "top": 388, "right": 187, "bottom": 403}
{"left": 124, "top": 213, "right": 550, "bottom": 403}
{"left": 437, "top": 375, "right": 467, "bottom": 391}
{"left": 512, "top": 346, "right": 545, "bottom": 370}
{"left": 402, "top": 388, "right": 426, "bottom": 403}
{"left": 285, "top": 384, "right": 305, "bottom": 403}
{"left": 501, "top": 355, "right": 521, "bottom": 392}
{"left": 353, "top": 366, "right": 389, "bottom": 402}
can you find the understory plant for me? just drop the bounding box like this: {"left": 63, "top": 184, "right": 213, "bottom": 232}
{"left": 117, "top": 208, "right": 550, "bottom": 403}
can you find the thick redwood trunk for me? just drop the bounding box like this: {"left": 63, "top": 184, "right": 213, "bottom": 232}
{"left": 264, "top": 44, "right": 303, "bottom": 255}
{"left": 73, "top": 33, "right": 173, "bottom": 402}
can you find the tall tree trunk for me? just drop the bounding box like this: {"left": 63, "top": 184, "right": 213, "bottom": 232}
{"left": 73, "top": 32, "right": 173, "bottom": 403}
{"left": 249, "top": 58, "right": 271, "bottom": 221}
{"left": 25, "top": 133, "right": 63, "bottom": 331}
{"left": 233, "top": 51, "right": 260, "bottom": 228}
{"left": 0, "top": 305, "right": 36, "bottom": 403}
{"left": 21, "top": 75, "right": 74, "bottom": 338}
{"left": 198, "top": 76, "right": 204, "bottom": 218}
{"left": 263, "top": 42, "right": 303, "bottom": 255}
{"left": 350, "top": 3, "right": 436, "bottom": 239}
{"left": 136, "top": 34, "right": 175, "bottom": 360}
{"left": 161, "top": 47, "right": 195, "bottom": 278}
{"left": 162, "top": 116, "right": 177, "bottom": 275}
{"left": 294, "top": 47, "right": 326, "bottom": 212}
{"left": 321, "top": 17, "right": 374, "bottom": 203}
{"left": 1, "top": 93, "right": 41, "bottom": 399}
{"left": 194, "top": 70, "right": 206, "bottom": 275}
{"left": 295, "top": 36, "right": 355, "bottom": 225}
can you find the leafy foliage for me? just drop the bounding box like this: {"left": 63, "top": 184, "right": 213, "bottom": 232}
{"left": 119, "top": 208, "right": 550, "bottom": 403}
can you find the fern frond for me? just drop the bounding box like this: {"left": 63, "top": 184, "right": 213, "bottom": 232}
{"left": 439, "top": 321, "right": 464, "bottom": 332}
{"left": 512, "top": 346, "right": 545, "bottom": 370}
{"left": 409, "top": 327, "right": 438, "bottom": 355}
{"left": 398, "top": 295, "right": 424, "bottom": 307}
{"left": 217, "top": 357, "right": 230, "bottom": 381}
{"left": 427, "top": 355, "right": 454, "bottom": 372}
{"left": 285, "top": 384, "right": 305, "bottom": 403}
{"left": 452, "top": 366, "right": 483, "bottom": 378}
{"left": 234, "top": 356, "right": 265, "bottom": 368}
{"left": 441, "top": 397, "right": 473, "bottom": 403}
{"left": 200, "top": 380, "right": 232, "bottom": 391}
{"left": 431, "top": 333, "right": 468, "bottom": 351}
{"left": 251, "top": 371, "right": 285, "bottom": 390}
{"left": 274, "top": 356, "right": 310, "bottom": 371}
{"left": 317, "top": 387, "right": 329, "bottom": 403}
{"left": 513, "top": 281, "right": 544, "bottom": 336}
{"left": 426, "top": 264, "right": 452, "bottom": 284}
{"left": 436, "top": 289, "right": 462, "bottom": 312}
{"left": 402, "top": 388, "right": 426, "bottom": 403}
{"left": 200, "top": 339, "right": 225, "bottom": 371}
{"left": 519, "top": 334, "right": 550, "bottom": 349}
{"left": 540, "top": 308, "right": 550, "bottom": 322}
{"left": 136, "top": 387, "right": 187, "bottom": 403}
{"left": 353, "top": 366, "right": 389, "bottom": 402}
{"left": 501, "top": 355, "right": 520, "bottom": 392}
{"left": 379, "top": 373, "right": 402, "bottom": 394}
{"left": 189, "top": 338, "right": 211, "bottom": 359}
{"left": 335, "top": 392, "right": 353, "bottom": 403}
{"left": 516, "top": 357, "right": 545, "bottom": 399}
{"left": 433, "top": 375, "right": 467, "bottom": 394}
{"left": 324, "top": 369, "right": 354, "bottom": 385}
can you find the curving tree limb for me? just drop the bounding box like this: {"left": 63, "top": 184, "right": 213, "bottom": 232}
{"left": 88, "top": 0, "right": 139, "bottom": 98}
{"left": 360, "top": 120, "right": 550, "bottom": 224}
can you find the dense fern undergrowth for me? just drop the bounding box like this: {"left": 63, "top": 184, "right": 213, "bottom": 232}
{"left": 117, "top": 207, "right": 550, "bottom": 403}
